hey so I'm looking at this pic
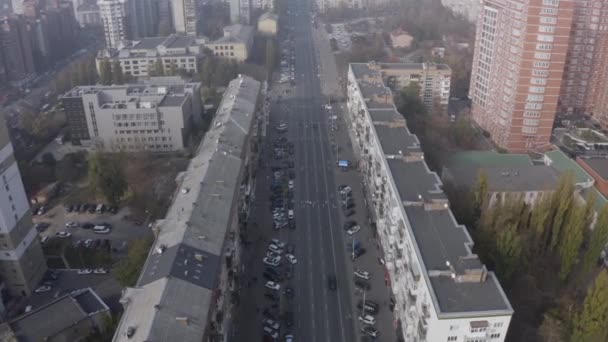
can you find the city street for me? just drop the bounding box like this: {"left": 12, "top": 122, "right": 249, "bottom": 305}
{"left": 232, "top": 0, "right": 397, "bottom": 341}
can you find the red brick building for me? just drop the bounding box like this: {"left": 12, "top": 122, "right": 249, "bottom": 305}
{"left": 576, "top": 156, "right": 608, "bottom": 197}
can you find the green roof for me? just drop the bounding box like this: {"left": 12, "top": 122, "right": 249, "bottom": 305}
{"left": 446, "top": 151, "right": 533, "bottom": 169}
{"left": 544, "top": 150, "right": 593, "bottom": 185}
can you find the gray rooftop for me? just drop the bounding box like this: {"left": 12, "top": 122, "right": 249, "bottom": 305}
{"left": 579, "top": 157, "right": 608, "bottom": 180}
{"left": 259, "top": 12, "right": 278, "bottom": 22}
{"left": 444, "top": 164, "right": 561, "bottom": 192}
{"left": 211, "top": 24, "right": 254, "bottom": 45}
{"left": 349, "top": 62, "right": 513, "bottom": 317}
{"left": 4, "top": 288, "right": 109, "bottom": 342}
{"left": 113, "top": 75, "right": 260, "bottom": 342}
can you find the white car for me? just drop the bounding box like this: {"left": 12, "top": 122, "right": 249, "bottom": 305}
{"left": 93, "top": 268, "right": 108, "bottom": 274}
{"left": 56, "top": 231, "right": 72, "bottom": 238}
{"left": 268, "top": 244, "right": 283, "bottom": 254}
{"left": 354, "top": 269, "right": 370, "bottom": 280}
{"left": 65, "top": 221, "right": 78, "bottom": 228}
{"left": 93, "top": 227, "right": 111, "bottom": 234}
{"left": 358, "top": 314, "right": 376, "bottom": 325}
{"left": 286, "top": 254, "right": 297, "bottom": 264}
{"left": 267, "top": 251, "right": 280, "bottom": 259}
{"left": 270, "top": 239, "right": 286, "bottom": 249}
{"left": 264, "top": 319, "right": 280, "bottom": 330}
{"left": 288, "top": 180, "right": 294, "bottom": 189}
{"left": 77, "top": 268, "right": 93, "bottom": 275}
{"left": 263, "top": 326, "right": 278, "bottom": 339}
{"left": 263, "top": 257, "right": 280, "bottom": 267}
{"left": 346, "top": 225, "right": 361, "bottom": 235}
{"left": 35, "top": 285, "right": 52, "bottom": 293}
{"left": 265, "top": 281, "right": 281, "bottom": 291}
{"left": 285, "top": 334, "right": 294, "bottom": 342}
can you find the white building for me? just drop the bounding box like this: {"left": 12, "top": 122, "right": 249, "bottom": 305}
{"left": 61, "top": 77, "right": 202, "bottom": 152}
{"left": 98, "top": 0, "right": 127, "bottom": 49}
{"left": 112, "top": 75, "right": 261, "bottom": 342}
{"left": 207, "top": 24, "right": 254, "bottom": 62}
{"left": 171, "top": 0, "right": 197, "bottom": 36}
{"left": 347, "top": 63, "right": 513, "bottom": 342}
{"left": 0, "top": 120, "right": 46, "bottom": 297}
{"left": 96, "top": 34, "right": 206, "bottom": 77}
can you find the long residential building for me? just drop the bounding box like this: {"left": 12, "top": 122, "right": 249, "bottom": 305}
{"left": 112, "top": 75, "right": 261, "bottom": 342}
{"left": 0, "top": 118, "right": 47, "bottom": 297}
{"left": 61, "top": 77, "right": 201, "bottom": 152}
{"left": 350, "top": 62, "right": 452, "bottom": 114}
{"left": 171, "top": 0, "right": 197, "bottom": 36}
{"left": 96, "top": 34, "right": 206, "bottom": 77}
{"left": 347, "top": 63, "right": 513, "bottom": 341}
{"left": 98, "top": 0, "right": 127, "bottom": 49}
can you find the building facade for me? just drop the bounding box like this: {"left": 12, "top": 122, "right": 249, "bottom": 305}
{"left": 96, "top": 34, "right": 205, "bottom": 77}
{"left": 347, "top": 63, "right": 513, "bottom": 342}
{"left": 76, "top": 2, "right": 101, "bottom": 27}
{"left": 98, "top": 0, "right": 127, "bottom": 49}
{"left": 127, "top": 0, "right": 159, "bottom": 39}
{"left": 171, "top": 0, "right": 197, "bottom": 36}
{"left": 257, "top": 12, "right": 277, "bottom": 36}
{"left": 0, "top": 119, "right": 47, "bottom": 297}
{"left": 61, "top": 77, "right": 201, "bottom": 152}
{"left": 112, "top": 75, "right": 261, "bottom": 342}
{"left": 0, "top": 15, "right": 36, "bottom": 85}
{"left": 351, "top": 62, "right": 452, "bottom": 114}
{"left": 469, "top": 0, "right": 574, "bottom": 153}
{"left": 207, "top": 24, "right": 254, "bottom": 62}
{"left": 229, "top": 0, "right": 251, "bottom": 24}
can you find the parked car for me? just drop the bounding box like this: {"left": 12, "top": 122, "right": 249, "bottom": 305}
{"left": 65, "top": 221, "right": 78, "bottom": 228}
{"left": 361, "top": 326, "right": 379, "bottom": 337}
{"left": 34, "top": 285, "right": 52, "bottom": 293}
{"left": 35, "top": 222, "right": 50, "bottom": 232}
{"left": 358, "top": 314, "right": 376, "bottom": 325}
{"left": 286, "top": 254, "right": 297, "bottom": 264}
{"left": 56, "top": 231, "right": 71, "bottom": 238}
{"left": 265, "top": 281, "right": 281, "bottom": 291}
{"left": 354, "top": 269, "right": 371, "bottom": 280}
{"left": 77, "top": 268, "right": 93, "bottom": 275}
{"left": 93, "top": 268, "right": 108, "bottom": 275}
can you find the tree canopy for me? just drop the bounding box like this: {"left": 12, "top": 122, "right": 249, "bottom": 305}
{"left": 88, "top": 152, "right": 128, "bottom": 206}
{"left": 570, "top": 270, "right": 608, "bottom": 342}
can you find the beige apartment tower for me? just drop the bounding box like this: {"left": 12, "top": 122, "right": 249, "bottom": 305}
{"left": 470, "top": 0, "right": 573, "bottom": 153}
{"left": 0, "top": 120, "right": 46, "bottom": 297}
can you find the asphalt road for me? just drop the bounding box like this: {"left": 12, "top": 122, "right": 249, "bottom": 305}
{"left": 277, "top": 0, "right": 356, "bottom": 341}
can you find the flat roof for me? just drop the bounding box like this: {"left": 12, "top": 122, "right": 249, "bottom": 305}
{"left": 445, "top": 164, "right": 561, "bottom": 192}
{"left": 6, "top": 288, "right": 108, "bottom": 342}
{"left": 579, "top": 157, "right": 608, "bottom": 180}
{"left": 373, "top": 124, "right": 420, "bottom": 156}
{"left": 113, "top": 75, "right": 260, "bottom": 342}
{"left": 545, "top": 150, "right": 593, "bottom": 185}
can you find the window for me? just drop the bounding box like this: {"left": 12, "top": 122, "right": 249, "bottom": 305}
{"left": 534, "top": 61, "right": 550, "bottom": 68}
{"left": 540, "top": 7, "right": 558, "bottom": 15}
{"left": 533, "top": 69, "right": 549, "bottom": 76}
{"left": 490, "top": 333, "right": 501, "bottom": 339}
{"left": 531, "top": 78, "right": 547, "bottom": 85}
{"left": 447, "top": 337, "right": 457, "bottom": 342}
{"left": 522, "top": 126, "right": 538, "bottom": 133}
{"left": 537, "top": 34, "right": 554, "bottom": 42}
{"left": 493, "top": 322, "right": 504, "bottom": 328}
{"left": 524, "top": 111, "right": 541, "bottom": 117}
{"left": 540, "top": 16, "right": 557, "bottom": 24}
{"left": 525, "top": 103, "right": 543, "bottom": 110}
{"left": 535, "top": 52, "right": 552, "bottom": 59}
{"left": 542, "top": 0, "right": 559, "bottom": 6}
{"left": 524, "top": 119, "right": 539, "bottom": 125}
{"left": 536, "top": 43, "right": 553, "bottom": 50}
{"left": 539, "top": 25, "right": 556, "bottom": 33}
{"left": 529, "top": 86, "right": 546, "bottom": 93}
{"left": 527, "top": 94, "right": 544, "bottom": 101}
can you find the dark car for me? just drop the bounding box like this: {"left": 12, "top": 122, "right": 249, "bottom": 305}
{"left": 35, "top": 222, "right": 50, "bottom": 232}
{"left": 81, "top": 222, "right": 94, "bottom": 229}
{"left": 289, "top": 220, "right": 296, "bottom": 230}
{"left": 263, "top": 272, "right": 281, "bottom": 282}
{"left": 354, "top": 279, "right": 371, "bottom": 291}
{"left": 343, "top": 221, "right": 357, "bottom": 230}
{"left": 284, "top": 311, "right": 294, "bottom": 327}
{"left": 357, "top": 300, "right": 379, "bottom": 315}
{"left": 286, "top": 244, "right": 295, "bottom": 254}
{"left": 284, "top": 286, "right": 294, "bottom": 298}
{"left": 328, "top": 274, "right": 337, "bottom": 290}
{"left": 353, "top": 248, "right": 366, "bottom": 260}
{"left": 345, "top": 209, "right": 356, "bottom": 217}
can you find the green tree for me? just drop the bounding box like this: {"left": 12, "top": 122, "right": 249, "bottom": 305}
{"left": 530, "top": 193, "right": 553, "bottom": 252}
{"left": 151, "top": 59, "right": 165, "bottom": 77}
{"left": 558, "top": 194, "right": 595, "bottom": 281}
{"left": 113, "top": 238, "right": 152, "bottom": 286}
{"left": 99, "top": 58, "right": 112, "bottom": 85}
{"left": 88, "top": 152, "right": 128, "bottom": 206}
{"left": 548, "top": 173, "right": 576, "bottom": 252}
{"left": 582, "top": 205, "right": 608, "bottom": 274}
{"left": 473, "top": 170, "right": 488, "bottom": 214}
{"left": 570, "top": 270, "right": 608, "bottom": 342}
{"left": 265, "top": 38, "right": 278, "bottom": 72}
{"left": 112, "top": 60, "right": 124, "bottom": 85}
{"left": 494, "top": 222, "right": 523, "bottom": 281}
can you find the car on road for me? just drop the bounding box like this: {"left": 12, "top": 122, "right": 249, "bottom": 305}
{"left": 346, "top": 225, "right": 361, "bottom": 235}
{"left": 286, "top": 254, "right": 297, "bottom": 264}
{"left": 265, "top": 281, "right": 281, "bottom": 291}
{"left": 264, "top": 319, "right": 280, "bottom": 330}
{"left": 263, "top": 257, "right": 281, "bottom": 267}
{"left": 93, "top": 227, "right": 111, "bottom": 234}
{"left": 285, "top": 334, "right": 294, "bottom": 342}
{"left": 328, "top": 274, "right": 337, "bottom": 290}
{"left": 65, "top": 221, "right": 79, "bottom": 228}
{"left": 34, "top": 285, "right": 52, "bottom": 293}
{"left": 354, "top": 269, "right": 370, "bottom": 280}
{"left": 284, "top": 286, "right": 294, "bottom": 298}
{"left": 56, "top": 231, "right": 71, "bottom": 238}
{"left": 343, "top": 221, "right": 357, "bottom": 230}
{"left": 271, "top": 239, "right": 285, "bottom": 249}
{"left": 361, "top": 326, "right": 379, "bottom": 337}
{"left": 263, "top": 326, "right": 279, "bottom": 339}
{"left": 268, "top": 244, "right": 284, "bottom": 254}
{"left": 93, "top": 268, "right": 108, "bottom": 274}
{"left": 352, "top": 248, "right": 366, "bottom": 260}
{"left": 77, "top": 268, "right": 93, "bottom": 275}
{"left": 286, "top": 244, "right": 295, "bottom": 254}
{"left": 358, "top": 314, "right": 376, "bottom": 325}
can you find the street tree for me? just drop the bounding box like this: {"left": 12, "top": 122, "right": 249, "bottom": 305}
{"left": 99, "top": 58, "right": 112, "bottom": 85}
{"left": 582, "top": 205, "right": 608, "bottom": 274}
{"left": 88, "top": 152, "right": 128, "bottom": 206}
{"left": 558, "top": 194, "right": 595, "bottom": 281}
{"left": 570, "top": 270, "right": 608, "bottom": 342}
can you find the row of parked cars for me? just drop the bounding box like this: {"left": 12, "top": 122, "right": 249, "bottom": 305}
{"left": 66, "top": 203, "right": 118, "bottom": 215}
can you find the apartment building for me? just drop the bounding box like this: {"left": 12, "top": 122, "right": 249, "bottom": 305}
{"left": 0, "top": 119, "right": 47, "bottom": 297}
{"left": 469, "top": 0, "right": 574, "bottom": 153}
{"left": 97, "top": 34, "right": 205, "bottom": 77}
{"left": 207, "top": 24, "right": 254, "bottom": 62}
{"left": 350, "top": 62, "right": 452, "bottom": 114}
{"left": 127, "top": 0, "right": 159, "bottom": 39}
{"left": 229, "top": 0, "right": 252, "bottom": 24}
{"left": 98, "top": 0, "right": 127, "bottom": 49}
{"left": 0, "top": 15, "right": 36, "bottom": 85}
{"left": 347, "top": 63, "right": 513, "bottom": 342}
{"left": 171, "top": 0, "right": 197, "bottom": 36}
{"left": 113, "top": 75, "right": 261, "bottom": 342}
{"left": 61, "top": 77, "right": 201, "bottom": 152}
